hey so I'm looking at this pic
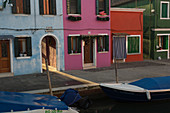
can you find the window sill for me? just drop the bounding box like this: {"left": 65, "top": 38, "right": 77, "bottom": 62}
{"left": 97, "top": 15, "right": 108, "bottom": 17}
{"left": 160, "top": 18, "right": 170, "bottom": 20}
{"left": 41, "top": 15, "right": 56, "bottom": 17}
{"left": 13, "top": 14, "right": 30, "bottom": 16}
{"left": 98, "top": 51, "right": 108, "bottom": 53}
{"left": 69, "top": 53, "right": 81, "bottom": 55}
{"left": 127, "top": 53, "right": 140, "bottom": 55}
{"left": 68, "top": 14, "right": 81, "bottom": 16}
{"left": 157, "top": 50, "right": 168, "bottom": 52}
{"left": 16, "top": 56, "right": 31, "bottom": 59}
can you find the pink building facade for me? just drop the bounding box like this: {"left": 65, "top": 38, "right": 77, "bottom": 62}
{"left": 63, "top": 0, "right": 111, "bottom": 70}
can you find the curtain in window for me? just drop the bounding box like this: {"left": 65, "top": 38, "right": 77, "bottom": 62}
{"left": 113, "top": 37, "right": 126, "bottom": 59}
{"left": 67, "top": 0, "right": 81, "bottom": 14}
{"left": 39, "top": 0, "right": 56, "bottom": 15}
{"left": 12, "top": 0, "right": 30, "bottom": 14}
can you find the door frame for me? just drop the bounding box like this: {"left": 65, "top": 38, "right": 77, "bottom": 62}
{"left": 40, "top": 33, "right": 61, "bottom": 72}
{"left": 82, "top": 37, "right": 97, "bottom": 68}
{"left": 112, "top": 36, "right": 126, "bottom": 63}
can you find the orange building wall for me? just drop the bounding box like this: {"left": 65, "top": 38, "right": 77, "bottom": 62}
{"left": 110, "top": 10, "right": 144, "bottom": 63}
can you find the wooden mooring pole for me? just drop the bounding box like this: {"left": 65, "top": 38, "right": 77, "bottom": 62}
{"left": 45, "top": 58, "right": 53, "bottom": 96}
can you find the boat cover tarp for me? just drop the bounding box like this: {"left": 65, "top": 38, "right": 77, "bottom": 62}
{"left": 129, "top": 76, "right": 170, "bottom": 90}
{"left": 0, "top": 91, "right": 68, "bottom": 112}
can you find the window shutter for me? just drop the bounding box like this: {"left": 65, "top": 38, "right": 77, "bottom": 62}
{"left": 96, "top": 0, "right": 99, "bottom": 15}
{"left": 39, "top": 0, "right": 44, "bottom": 15}
{"left": 162, "top": 3, "right": 168, "bottom": 18}
{"left": 23, "top": 0, "right": 31, "bottom": 14}
{"left": 128, "top": 37, "right": 132, "bottom": 53}
{"left": 135, "top": 37, "right": 139, "bottom": 53}
{"left": 163, "top": 36, "right": 168, "bottom": 49}
{"left": 26, "top": 37, "right": 32, "bottom": 56}
{"left": 51, "top": 0, "right": 56, "bottom": 15}
{"left": 78, "top": 36, "right": 81, "bottom": 53}
{"left": 67, "top": 0, "right": 70, "bottom": 14}
{"left": 12, "top": 0, "right": 17, "bottom": 14}
{"left": 68, "top": 36, "right": 71, "bottom": 54}
{"left": 14, "top": 38, "right": 19, "bottom": 57}
{"left": 97, "top": 37, "right": 101, "bottom": 52}
{"left": 105, "top": 0, "right": 109, "bottom": 15}
{"left": 77, "top": 0, "right": 81, "bottom": 14}
{"left": 105, "top": 35, "right": 109, "bottom": 51}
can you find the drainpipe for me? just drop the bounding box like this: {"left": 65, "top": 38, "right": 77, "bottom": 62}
{"left": 34, "top": 0, "right": 37, "bottom": 31}
{"left": 149, "top": 0, "right": 151, "bottom": 59}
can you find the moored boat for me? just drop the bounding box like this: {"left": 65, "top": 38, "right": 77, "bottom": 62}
{"left": 100, "top": 76, "right": 170, "bottom": 101}
{"left": 0, "top": 91, "right": 78, "bottom": 113}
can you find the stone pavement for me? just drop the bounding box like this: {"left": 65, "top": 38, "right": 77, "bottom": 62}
{"left": 0, "top": 59, "right": 170, "bottom": 94}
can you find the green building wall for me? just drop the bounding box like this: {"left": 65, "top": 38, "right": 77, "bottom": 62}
{"left": 111, "top": 0, "right": 170, "bottom": 60}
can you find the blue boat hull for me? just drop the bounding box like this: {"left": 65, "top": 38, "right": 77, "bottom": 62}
{"left": 100, "top": 85, "right": 170, "bottom": 102}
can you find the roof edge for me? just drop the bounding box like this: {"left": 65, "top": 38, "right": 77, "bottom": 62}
{"left": 110, "top": 8, "right": 146, "bottom": 12}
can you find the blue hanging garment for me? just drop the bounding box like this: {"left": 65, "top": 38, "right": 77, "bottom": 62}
{"left": 60, "top": 88, "right": 82, "bottom": 106}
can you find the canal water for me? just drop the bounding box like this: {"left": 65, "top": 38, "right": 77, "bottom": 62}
{"left": 80, "top": 94, "right": 170, "bottom": 113}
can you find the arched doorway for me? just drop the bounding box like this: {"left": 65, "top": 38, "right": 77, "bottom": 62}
{"left": 41, "top": 36, "right": 57, "bottom": 70}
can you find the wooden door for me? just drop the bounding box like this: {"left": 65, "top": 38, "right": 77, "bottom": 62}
{"left": 0, "top": 40, "right": 11, "bottom": 73}
{"left": 84, "top": 38, "right": 93, "bottom": 63}
{"left": 41, "top": 37, "right": 56, "bottom": 68}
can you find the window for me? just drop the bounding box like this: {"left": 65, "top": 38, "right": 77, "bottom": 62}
{"left": 96, "top": 0, "right": 109, "bottom": 15}
{"left": 157, "top": 35, "right": 168, "bottom": 50}
{"left": 14, "top": 37, "right": 32, "bottom": 57}
{"left": 67, "top": 0, "right": 81, "bottom": 14}
{"left": 160, "top": 1, "right": 169, "bottom": 19}
{"left": 97, "top": 35, "right": 109, "bottom": 52}
{"left": 68, "top": 36, "right": 81, "bottom": 54}
{"left": 127, "top": 36, "right": 140, "bottom": 54}
{"left": 11, "top": 0, "right": 30, "bottom": 14}
{"left": 39, "top": 0, "right": 56, "bottom": 15}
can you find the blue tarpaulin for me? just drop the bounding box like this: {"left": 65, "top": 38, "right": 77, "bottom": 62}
{"left": 129, "top": 76, "right": 170, "bottom": 90}
{"left": 0, "top": 91, "right": 68, "bottom": 112}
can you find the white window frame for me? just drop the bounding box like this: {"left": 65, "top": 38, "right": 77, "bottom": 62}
{"left": 156, "top": 34, "right": 169, "bottom": 59}
{"left": 126, "top": 35, "right": 141, "bottom": 55}
{"left": 160, "top": 1, "right": 169, "bottom": 19}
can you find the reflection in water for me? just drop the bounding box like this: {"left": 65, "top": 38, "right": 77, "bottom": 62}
{"left": 80, "top": 95, "right": 170, "bottom": 113}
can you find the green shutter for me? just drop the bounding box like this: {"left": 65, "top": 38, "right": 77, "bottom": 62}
{"left": 77, "top": 0, "right": 81, "bottom": 14}
{"left": 135, "top": 37, "right": 139, "bottom": 53}
{"left": 128, "top": 37, "right": 139, "bottom": 53}
{"left": 23, "top": 0, "right": 31, "bottom": 14}
{"left": 163, "top": 36, "right": 168, "bottom": 49}
{"left": 105, "top": 35, "right": 109, "bottom": 51}
{"left": 162, "top": 3, "right": 168, "bottom": 18}
{"left": 12, "top": 0, "right": 17, "bottom": 14}
{"left": 26, "top": 37, "right": 32, "bottom": 56}
{"left": 39, "top": 0, "right": 44, "bottom": 15}
{"left": 51, "top": 0, "right": 56, "bottom": 15}
{"left": 14, "top": 38, "right": 19, "bottom": 57}
{"left": 97, "top": 37, "right": 101, "bottom": 52}
{"left": 96, "top": 0, "right": 99, "bottom": 15}
{"left": 78, "top": 36, "right": 81, "bottom": 53}
{"left": 128, "top": 37, "right": 132, "bottom": 53}
{"left": 105, "top": 0, "right": 109, "bottom": 15}
{"left": 68, "top": 36, "right": 71, "bottom": 54}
